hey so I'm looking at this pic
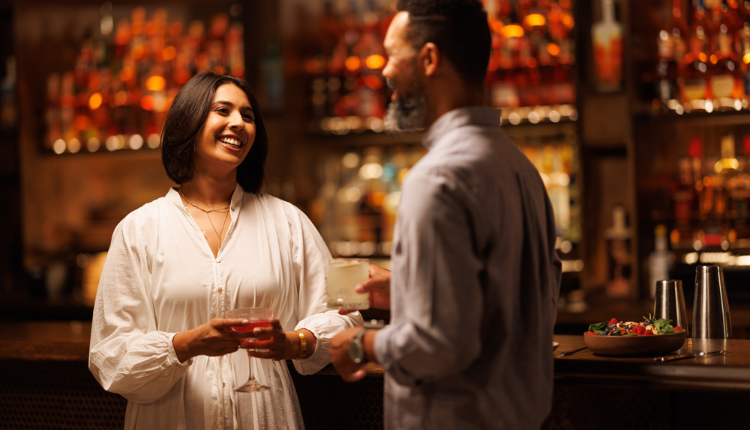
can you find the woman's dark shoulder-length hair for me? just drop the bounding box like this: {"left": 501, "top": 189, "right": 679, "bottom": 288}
{"left": 161, "top": 71, "right": 268, "bottom": 194}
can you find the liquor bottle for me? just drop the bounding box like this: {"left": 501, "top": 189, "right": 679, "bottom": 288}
{"left": 671, "top": 157, "right": 697, "bottom": 249}
{"left": 489, "top": 4, "right": 523, "bottom": 108}
{"left": 649, "top": 225, "right": 673, "bottom": 299}
{"left": 729, "top": 134, "right": 750, "bottom": 248}
{"left": 709, "top": 0, "right": 743, "bottom": 110}
{"left": 516, "top": 37, "right": 542, "bottom": 106}
{"left": 547, "top": 148, "right": 571, "bottom": 238}
{"left": 698, "top": 134, "right": 736, "bottom": 249}
{"left": 716, "top": 133, "right": 740, "bottom": 244}
{"left": 605, "top": 205, "right": 633, "bottom": 298}
{"left": 554, "top": 37, "right": 576, "bottom": 105}
{"left": 739, "top": 1, "right": 750, "bottom": 105}
{"left": 689, "top": 136, "right": 705, "bottom": 247}
{"left": 354, "top": 0, "right": 386, "bottom": 121}
{"left": 680, "top": 0, "right": 712, "bottom": 110}
{"left": 656, "top": 0, "right": 689, "bottom": 109}
{"left": 592, "top": 0, "right": 623, "bottom": 92}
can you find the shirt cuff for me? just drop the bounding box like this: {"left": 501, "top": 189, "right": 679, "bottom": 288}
{"left": 168, "top": 333, "right": 193, "bottom": 367}
{"left": 373, "top": 324, "right": 394, "bottom": 370}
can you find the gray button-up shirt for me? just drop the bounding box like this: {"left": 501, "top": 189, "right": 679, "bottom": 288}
{"left": 374, "top": 106, "right": 562, "bottom": 430}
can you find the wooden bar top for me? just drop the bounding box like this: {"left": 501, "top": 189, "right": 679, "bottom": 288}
{"left": 4, "top": 321, "right": 750, "bottom": 389}
{"left": 553, "top": 334, "right": 750, "bottom": 391}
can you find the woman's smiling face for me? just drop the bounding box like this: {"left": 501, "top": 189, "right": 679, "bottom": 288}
{"left": 193, "top": 83, "right": 256, "bottom": 175}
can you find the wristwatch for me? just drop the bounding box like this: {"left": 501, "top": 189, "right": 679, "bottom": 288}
{"left": 348, "top": 329, "right": 367, "bottom": 364}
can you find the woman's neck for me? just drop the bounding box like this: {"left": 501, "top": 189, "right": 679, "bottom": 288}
{"left": 180, "top": 174, "right": 237, "bottom": 209}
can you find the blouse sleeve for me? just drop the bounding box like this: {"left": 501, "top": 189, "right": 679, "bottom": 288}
{"left": 88, "top": 212, "right": 191, "bottom": 404}
{"left": 287, "top": 206, "right": 364, "bottom": 375}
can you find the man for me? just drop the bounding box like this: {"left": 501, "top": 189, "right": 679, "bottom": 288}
{"left": 329, "top": 1, "right": 562, "bottom": 429}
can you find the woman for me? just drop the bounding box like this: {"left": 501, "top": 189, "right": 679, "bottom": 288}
{"left": 89, "top": 71, "right": 363, "bottom": 429}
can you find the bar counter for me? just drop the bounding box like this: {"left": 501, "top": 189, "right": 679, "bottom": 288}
{"left": 3, "top": 322, "right": 750, "bottom": 429}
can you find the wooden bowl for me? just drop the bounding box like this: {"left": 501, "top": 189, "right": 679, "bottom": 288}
{"left": 584, "top": 331, "right": 686, "bottom": 357}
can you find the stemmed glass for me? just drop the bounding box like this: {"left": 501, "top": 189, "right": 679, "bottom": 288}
{"left": 226, "top": 307, "right": 273, "bottom": 393}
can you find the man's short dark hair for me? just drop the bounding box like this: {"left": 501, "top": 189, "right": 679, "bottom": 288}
{"left": 397, "top": 0, "right": 491, "bottom": 87}
{"left": 161, "top": 71, "right": 268, "bottom": 194}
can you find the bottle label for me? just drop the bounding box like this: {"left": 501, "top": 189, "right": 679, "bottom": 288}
{"left": 682, "top": 78, "right": 707, "bottom": 101}
{"left": 710, "top": 73, "right": 735, "bottom": 99}
{"left": 490, "top": 82, "right": 520, "bottom": 107}
{"left": 674, "top": 38, "right": 687, "bottom": 63}
{"left": 658, "top": 36, "right": 673, "bottom": 59}
{"left": 719, "top": 33, "right": 733, "bottom": 56}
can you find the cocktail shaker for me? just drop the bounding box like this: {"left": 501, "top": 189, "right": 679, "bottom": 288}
{"left": 692, "top": 265, "right": 732, "bottom": 340}
{"left": 653, "top": 280, "right": 689, "bottom": 336}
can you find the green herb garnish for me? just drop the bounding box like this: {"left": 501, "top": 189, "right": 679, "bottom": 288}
{"left": 652, "top": 318, "right": 675, "bottom": 335}
{"left": 588, "top": 321, "right": 609, "bottom": 335}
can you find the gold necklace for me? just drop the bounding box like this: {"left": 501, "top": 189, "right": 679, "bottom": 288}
{"left": 179, "top": 188, "right": 230, "bottom": 213}
{"left": 208, "top": 210, "right": 230, "bottom": 250}
{"left": 179, "top": 188, "right": 230, "bottom": 249}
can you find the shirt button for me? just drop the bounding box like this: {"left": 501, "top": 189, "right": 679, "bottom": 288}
{"left": 217, "top": 287, "right": 223, "bottom": 293}
{"left": 216, "top": 258, "right": 221, "bottom": 263}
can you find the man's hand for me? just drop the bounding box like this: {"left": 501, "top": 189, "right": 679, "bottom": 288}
{"left": 330, "top": 328, "right": 367, "bottom": 382}
{"left": 339, "top": 264, "right": 392, "bottom": 315}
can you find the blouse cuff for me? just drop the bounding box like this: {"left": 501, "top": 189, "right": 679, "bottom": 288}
{"left": 293, "top": 324, "right": 322, "bottom": 359}
{"left": 291, "top": 325, "right": 328, "bottom": 375}
{"left": 168, "top": 333, "right": 193, "bottom": 367}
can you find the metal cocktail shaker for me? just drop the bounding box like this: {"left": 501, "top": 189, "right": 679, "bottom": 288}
{"left": 653, "top": 280, "right": 689, "bottom": 336}
{"left": 692, "top": 265, "right": 732, "bottom": 340}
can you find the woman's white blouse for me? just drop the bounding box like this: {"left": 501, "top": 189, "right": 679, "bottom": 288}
{"left": 89, "top": 185, "right": 363, "bottom": 430}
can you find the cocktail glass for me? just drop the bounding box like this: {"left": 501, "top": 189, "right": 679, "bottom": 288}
{"left": 326, "top": 259, "right": 370, "bottom": 310}
{"left": 226, "top": 307, "right": 273, "bottom": 393}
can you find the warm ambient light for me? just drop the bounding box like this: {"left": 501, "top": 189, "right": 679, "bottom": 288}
{"left": 547, "top": 43, "right": 561, "bottom": 57}
{"left": 489, "top": 19, "right": 504, "bottom": 34}
{"left": 345, "top": 56, "right": 361, "bottom": 72}
{"left": 162, "top": 46, "right": 177, "bottom": 61}
{"left": 130, "top": 45, "right": 144, "bottom": 60}
{"left": 365, "top": 54, "right": 386, "bottom": 69}
{"left": 146, "top": 75, "right": 166, "bottom": 92}
{"left": 74, "top": 115, "right": 91, "bottom": 131}
{"left": 140, "top": 95, "right": 155, "bottom": 111}
{"left": 363, "top": 75, "right": 382, "bottom": 90}
{"left": 119, "top": 66, "right": 134, "bottom": 82}
{"left": 501, "top": 24, "right": 524, "bottom": 38}
{"left": 523, "top": 14, "right": 546, "bottom": 28}
{"left": 89, "top": 92, "right": 103, "bottom": 110}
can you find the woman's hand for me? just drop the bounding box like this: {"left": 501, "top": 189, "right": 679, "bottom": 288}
{"left": 172, "top": 318, "right": 250, "bottom": 363}
{"left": 245, "top": 319, "right": 316, "bottom": 361}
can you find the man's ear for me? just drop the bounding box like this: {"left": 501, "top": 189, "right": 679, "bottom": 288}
{"left": 420, "top": 42, "right": 439, "bottom": 77}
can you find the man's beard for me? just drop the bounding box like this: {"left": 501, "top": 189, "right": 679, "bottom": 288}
{"left": 383, "top": 81, "right": 429, "bottom": 133}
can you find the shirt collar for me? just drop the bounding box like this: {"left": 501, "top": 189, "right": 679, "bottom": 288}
{"left": 421, "top": 106, "right": 501, "bottom": 150}
{"left": 167, "top": 183, "right": 245, "bottom": 212}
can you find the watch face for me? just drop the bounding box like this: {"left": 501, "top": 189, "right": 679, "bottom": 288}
{"left": 349, "top": 332, "right": 365, "bottom": 364}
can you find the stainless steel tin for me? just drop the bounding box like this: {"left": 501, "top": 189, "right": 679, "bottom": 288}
{"left": 692, "top": 265, "right": 732, "bottom": 340}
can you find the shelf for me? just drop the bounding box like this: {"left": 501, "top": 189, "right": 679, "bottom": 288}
{"left": 635, "top": 108, "right": 750, "bottom": 128}
{"left": 39, "top": 146, "right": 162, "bottom": 161}
{"left": 308, "top": 130, "right": 424, "bottom": 147}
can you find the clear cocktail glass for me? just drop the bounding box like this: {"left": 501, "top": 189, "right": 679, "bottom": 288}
{"left": 225, "top": 307, "right": 273, "bottom": 393}
{"left": 326, "top": 259, "right": 370, "bottom": 310}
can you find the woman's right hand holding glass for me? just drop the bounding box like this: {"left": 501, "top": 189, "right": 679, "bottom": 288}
{"left": 172, "top": 318, "right": 250, "bottom": 363}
